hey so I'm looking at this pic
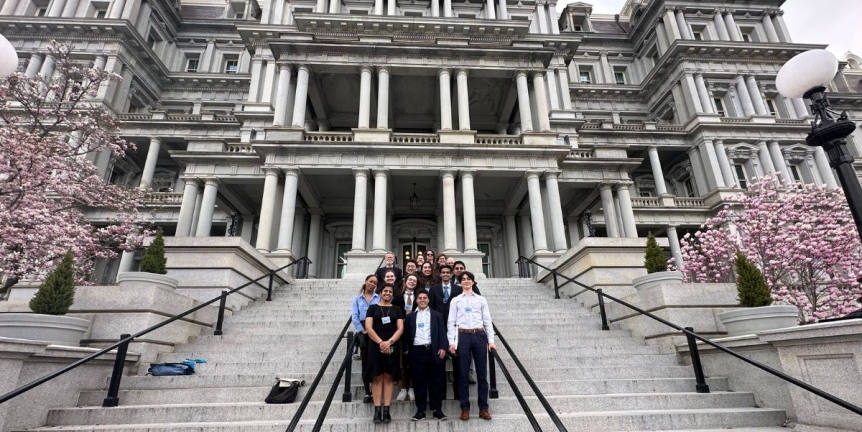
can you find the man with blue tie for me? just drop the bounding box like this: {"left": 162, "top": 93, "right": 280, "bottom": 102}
{"left": 428, "top": 265, "right": 459, "bottom": 400}
{"left": 402, "top": 291, "right": 448, "bottom": 421}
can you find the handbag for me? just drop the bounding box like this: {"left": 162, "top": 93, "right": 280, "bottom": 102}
{"left": 265, "top": 380, "right": 299, "bottom": 404}
{"left": 147, "top": 363, "right": 195, "bottom": 376}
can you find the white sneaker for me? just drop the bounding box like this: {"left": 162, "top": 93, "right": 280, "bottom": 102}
{"left": 396, "top": 389, "right": 408, "bottom": 401}
{"left": 408, "top": 388, "right": 415, "bottom": 401}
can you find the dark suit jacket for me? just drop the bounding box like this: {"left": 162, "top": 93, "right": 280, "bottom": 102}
{"left": 402, "top": 308, "right": 448, "bottom": 363}
{"left": 374, "top": 266, "right": 403, "bottom": 293}
{"left": 392, "top": 290, "right": 419, "bottom": 314}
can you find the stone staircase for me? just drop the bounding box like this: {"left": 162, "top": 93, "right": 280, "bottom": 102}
{"left": 18, "top": 278, "right": 790, "bottom": 431}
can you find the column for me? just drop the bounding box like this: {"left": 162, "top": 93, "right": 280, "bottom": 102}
{"left": 682, "top": 73, "right": 704, "bottom": 113}
{"left": 599, "top": 52, "right": 613, "bottom": 83}
{"left": 190, "top": 191, "right": 204, "bottom": 236}
{"left": 371, "top": 169, "right": 388, "bottom": 251}
{"left": 713, "top": 12, "right": 730, "bottom": 41}
{"left": 544, "top": 172, "right": 568, "bottom": 251}
{"left": 713, "top": 139, "right": 736, "bottom": 188}
{"left": 768, "top": 141, "right": 791, "bottom": 184}
{"left": 350, "top": 169, "right": 369, "bottom": 251}
{"left": 117, "top": 251, "right": 135, "bottom": 275}
{"left": 688, "top": 147, "right": 709, "bottom": 196}
{"left": 93, "top": 55, "right": 107, "bottom": 71}
{"left": 535, "top": 1, "right": 549, "bottom": 34}
{"left": 745, "top": 75, "right": 767, "bottom": 115}
{"left": 272, "top": 64, "right": 292, "bottom": 126}
{"left": 526, "top": 171, "right": 549, "bottom": 252}
{"left": 374, "top": 0, "right": 382, "bottom": 14}
{"left": 675, "top": 9, "right": 692, "bottom": 40}
{"left": 699, "top": 141, "right": 726, "bottom": 189}
{"left": 557, "top": 69, "right": 572, "bottom": 110}
{"left": 443, "top": 0, "right": 451, "bottom": 17}
{"left": 616, "top": 183, "right": 638, "bottom": 239}
{"left": 431, "top": 0, "right": 439, "bottom": 17}
{"left": 39, "top": 55, "right": 56, "bottom": 78}
{"left": 694, "top": 73, "right": 714, "bottom": 114}
{"left": 255, "top": 168, "right": 280, "bottom": 250}
{"left": 515, "top": 71, "right": 533, "bottom": 132}
{"left": 246, "top": 58, "right": 264, "bottom": 103}
{"left": 757, "top": 141, "right": 777, "bottom": 177}
{"left": 724, "top": 11, "right": 742, "bottom": 41}
{"left": 195, "top": 179, "right": 219, "bottom": 237}
{"left": 485, "top": 0, "right": 495, "bottom": 20}
{"left": 328, "top": 0, "right": 339, "bottom": 14}
{"left": 762, "top": 13, "right": 780, "bottom": 43}
{"left": 139, "top": 137, "right": 161, "bottom": 189}
{"left": 108, "top": 0, "right": 126, "bottom": 18}
{"left": 813, "top": 147, "right": 838, "bottom": 190}
{"left": 386, "top": 0, "right": 394, "bottom": 15}
{"left": 532, "top": 72, "right": 551, "bottom": 131}
{"left": 291, "top": 65, "right": 310, "bottom": 128}
{"left": 240, "top": 215, "right": 254, "bottom": 243}
{"left": 497, "top": 0, "right": 507, "bottom": 19}
{"left": 47, "top": 0, "right": 67, "bottom": 17}
{"left": 438, "top": 69, "right": 452, "bottom": 130}
{"left": 316, "top": 0, "right": 326, "bottom": 13}
{"left": 545, "top": 69, "right": 561, "bottom": 111}
{"left": 792, "top": 98, "right": 809, "bottom": 118}
{"left": 599, "top": 184, "right": 620, "bottom": 238}
{"left": 441, "top": 170, "right": 458, "bottom": 252}
{"left": 666, "top": 225, "right": 683, "bottom": 267}
{"left": 655, "top": 23, "right": 670, "bottom": 54}
{"left": 461, "top": 170, "right": 479, "bottom": 252}
{"left": 505, "top": 214, "right": 519, "bottom": 276}
{"left": 354, "top": 65, "right": 373, "bottom": 128}
{"left": 519, "top": 215, "right": 535, "bottom": 258}
{"left": 773, "top": 12, "right": 792, "bottom": 42}
{"left": 176, "top": 180, "right": 201, "bottom": 237}
{"left": 456, "top": 69, "right": 470, "bottom": 130}
{"left": 24, "top": 54, "right": 43, "bottom": 79}
{"left": 734, "top": 75, "right": 756, "bottom": 116}
{"left": 663, "top": 8, "right": 682, "bottom": 41}
{"left": 548, "top": 4, "right": 559, "bottom": 34}
{"left": 376, "top": 66, "right": 390, "bottom": 129}
{"left": 648, "top": 147, "right": 668, "bottom": 195}
{"left": 0, "top": 0, "right": 19, "bottom": 15}
{"left": 306, "top": 212, "right": 322, "bottom": 277}
{"left": 275, "top": 168, "right": 300, "bottom": 253}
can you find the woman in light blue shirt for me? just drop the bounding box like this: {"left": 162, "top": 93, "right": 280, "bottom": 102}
{"left": 351, "top": 274, "right": 379, "bottom": 400}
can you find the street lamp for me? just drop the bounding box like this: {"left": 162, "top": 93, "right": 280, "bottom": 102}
{"left": 777, "top": 49, "right": 862, "bottom": 240}
{"left": 0, "top": 33, "right": 18, "bottom": 77}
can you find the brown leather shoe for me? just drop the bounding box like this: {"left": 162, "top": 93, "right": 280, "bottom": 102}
{"left": 479, "top": 409, "right": 492, "bottom": 420}
{"left": 460, "top": 409, "right": 469, "bottom": 421}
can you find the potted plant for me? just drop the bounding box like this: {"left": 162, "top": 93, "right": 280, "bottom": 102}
{"left": 116, "top": 227, "right": 179, "bottom": 291}
{"left": 718, "top": 252, "right": 798, "bottom": 336}
{"left": 0, "top": 251, "right": 91, "bottom": 345}
{"left": 632, "top": 232, "right": 684, "bottom": 291}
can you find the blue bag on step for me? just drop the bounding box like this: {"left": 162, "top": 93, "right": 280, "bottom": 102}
{"left": 148, "top": 363, "right": 195, "bottom": 376}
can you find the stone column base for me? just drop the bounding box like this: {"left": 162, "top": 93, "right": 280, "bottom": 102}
{"left": 343, "top": 250, "right": 387, "bottom": 279}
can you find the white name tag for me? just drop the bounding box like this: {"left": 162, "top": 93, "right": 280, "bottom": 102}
{"left": 382, "top": 316, "right": 391, "bottom": 324}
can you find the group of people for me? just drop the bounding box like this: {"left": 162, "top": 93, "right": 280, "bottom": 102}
{"left": 350, "top": 250, "right": 496, "bottom": 423}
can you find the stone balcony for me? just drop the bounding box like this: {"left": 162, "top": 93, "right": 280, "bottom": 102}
{"left": 264, "top": 127, "right": 557, "bottom": 145}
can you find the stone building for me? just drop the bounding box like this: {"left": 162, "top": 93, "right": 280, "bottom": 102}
{"left": 2, "top": 0, "right": 861, "bottom": 282}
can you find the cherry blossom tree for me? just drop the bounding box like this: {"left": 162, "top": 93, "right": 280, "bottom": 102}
{"left": 671, "top": 176, "right": 862, "bottom": 322}
{"left": 0, "top": 42, "right": 147, "bottom": 293}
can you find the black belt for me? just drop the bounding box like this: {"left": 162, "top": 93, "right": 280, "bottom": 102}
{"left": 412, "top": 344, "right": 431, "bottom": 350}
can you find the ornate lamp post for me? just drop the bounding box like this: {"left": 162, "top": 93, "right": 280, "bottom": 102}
{"left": 777, "top": 49, "right": 862, "bottom": 239}
{"left": 0, "top": 34, "right": 18, "bottom": 77}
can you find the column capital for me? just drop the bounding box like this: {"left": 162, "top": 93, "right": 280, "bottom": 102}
{"left": 455, "top": 68, "right": 469, "bottom": 77}
{"left": 599, "top": 182, "right": 615, "bottom": 191}
{"left": 352, "top": 167, "right": 370, "bottom": 177}
{"left": 686, "top": 145, "right": 700, "bottom": 156}
{"left": 599, "top": 51, "right": 608, "bottom": 58}
{"left": 515, "top": 70, "right": 530, "bottom": 79}
{"left": 460, "top": 169, "right": 477, "bottom": 178}
{"left": 262, "top": 167, "right": 282, "bottom": 177}
{"left": 180, "top": 177, "right": 202, "bottom": 187}
{"left": 530, "top": 71, "right": 545, "bottom": 80}
{"left": 295, "top": 64, "right": 311, "bottom": 73}
{"left": 359, "top": 65, "right": 374, "bottom": 74}
{"left": 542, "top": 170, "right": 561, "bottom": 181}
{"left": 149, "top": 136, "right": 163, "bottom": 144}
{"left": 376, "top": 65, "right": 391, "bottom": 74}
{"left": 440, "top": 169, "right": 457, "bottom": 179}
{"left": 615, "top": 181, "right": 634, "bottom": 191}
{"left": 278, "top": 63, "right": 293, "bottom": 73}
{"left": 755, "top": 139, "right": 768, "bottom": 147}
{"left": 437, "top": 68, "right": 451, "bottom": 77}
{"left": 648, "top": 145, "right": 660, "bottom": 153}
{"left": 712, "top": 138, "right": 725, "bottom": 145}
{"left": 203, "top": 177, "right": 220, "bottom": 187}
{"left": 94, "top": 54, "right": 106, "bottom": 61}
{"left": 372, "top": 168, "right": 389, "bottom": 178}
{"left": 282, "top": 167, "right": 301, "bottom": 177}
{"left": 525, "top": 170, "right": 543, "bottom": 180}
{"left": 665, "top": 223, "right": 679, "bottom": 230}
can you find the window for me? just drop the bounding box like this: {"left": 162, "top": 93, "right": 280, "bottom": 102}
{"left": 147, "top": 34, "right": 157, "bottom": 49}
{"left": 789, "top": 164, "right": 803, "bottom": 182}
{"left": 573, "top": 25, "right": 582, "bottom": 31}
{"left": 734, "top": 164, "right": 748, "bottom": 189}
{"left": 234, "top": 12, "right": 244, "bottom": 19}
{"left": 683, "top": 177, "right": 696, "bottom": 197}
{"left": 614, "top": 71, "right": 626, "bottom": 85}
{"left": 95, "top": 8, "right": 108, "bottom": 18}
{"left": 185, "top": 57, "right": 199, "bottom": 73}
{"left": 223, "top": 58, "right": 239, "bottom": 74}
{"left": 478, "top": 243, "right": 492, "bottom": 277}
{"left": 35, "top": 7, "right": 47, "bottom": 16}
{"left": 579, "top": 70, "right": 592, "bottom": 84}
{"left": 740, "top": 28, "right": 754, "bottom": 42}
{"left": 692, "top": 31, "right": 703, "bottom": 41}
{"left": 336, "top": 243, "right": 351, "bottom": 279}
{"left": 766, "top": 99, "right": 778, "bottom": 116}
{"left": 714, "top": 97, "right": 726, "bottom": 117}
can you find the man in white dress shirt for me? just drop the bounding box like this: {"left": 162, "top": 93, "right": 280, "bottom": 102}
{"left": 447, "top": 271, "right": 497, "bottom": 421}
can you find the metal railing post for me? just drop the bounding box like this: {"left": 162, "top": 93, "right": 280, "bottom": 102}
{"left": 552, "top": 271, "right": 561, "bottom": 299}
{"left": 685, "top": 327, "right": 710, "bottom": 393}
{"left": 266, "top": 271, "right": 274, "bottom": 301}
{"left": 214, "top": 291, "right": 227, "bottom": 336}
{"left": 516, "top": 258, "right": 523, "bottom": 278}
{"left": 489, "top": 348, "right": 499, "bottom": 399}
{"left": 342, "top": 332, "right": 354, "bottom": 402}
{"left": 102, "top": 334, "right": 131, "bottom": 407}
{"left": 596, "top": 289, "right": 610, "bottom": 331}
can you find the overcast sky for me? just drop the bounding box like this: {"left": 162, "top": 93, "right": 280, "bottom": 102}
{"left": 556, "top": 0, "right": 862, "bottom": 59}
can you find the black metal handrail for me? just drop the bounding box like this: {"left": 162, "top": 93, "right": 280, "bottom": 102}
{"left": 494, "top": 325, "right": 569, "bottom": 432}
{"left": 517, "top": 255, "right": 862, "bottom": 417}
{"left": 0, "top": 257, "right": 312, "bottom": 406}
{"left": 489, "top": 348, "right": 543, "bottom": 431}
{"left": 286, "top": 317, "right": 353, "bottom": 432}
{"left": 308, "top": 333, "right": 357, "bottom": 431}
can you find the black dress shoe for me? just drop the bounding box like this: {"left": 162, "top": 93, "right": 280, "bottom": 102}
{"left": 433, "top": 410, "right": 448, "bottom": 420}
{"left": 373, "top": 406, "right": 382, "bottom": 423}
{"left": 411, "top": 411, "right": 426, "bottom": 421}
{"left": 382, "top": 406, "right": 392, "bottom": 423}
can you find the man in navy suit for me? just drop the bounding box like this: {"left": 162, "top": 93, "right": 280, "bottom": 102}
{"left": 403, "top": 291, "right": 449, "bottom": 421}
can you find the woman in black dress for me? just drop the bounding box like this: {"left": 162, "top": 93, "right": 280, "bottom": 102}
{"left": 364, "top": 283, "right": 404, "bottom": 423}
